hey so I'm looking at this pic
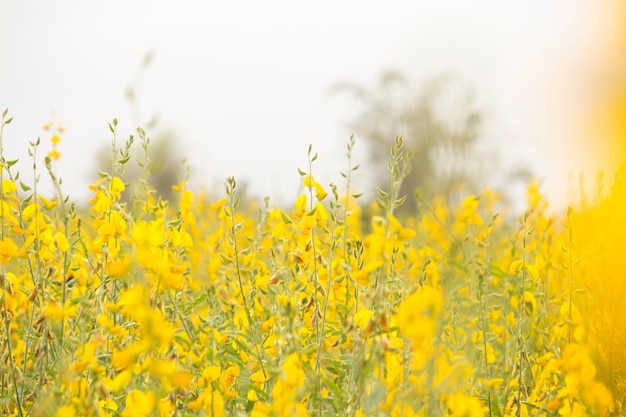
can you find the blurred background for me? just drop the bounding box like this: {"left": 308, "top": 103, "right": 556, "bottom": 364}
{"left": 0, "top": 1, "right": 623, "bottom": 211}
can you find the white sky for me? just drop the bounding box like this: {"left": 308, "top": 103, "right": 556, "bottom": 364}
{"left": 0, "top": 1, "right": 615, "bottom": 209}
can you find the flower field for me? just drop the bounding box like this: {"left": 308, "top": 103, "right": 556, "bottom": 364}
{"left": 0, "top": 111, "right": 624, "bottom": 417}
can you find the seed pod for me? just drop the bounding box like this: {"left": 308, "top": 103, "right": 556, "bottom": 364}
{"left": 28, "top": 285, "right": 39, "bottom": 302}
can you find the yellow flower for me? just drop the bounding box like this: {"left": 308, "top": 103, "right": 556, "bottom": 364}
{"left": 280, "top": 353, "right": 305, "bottom": 387}
{"left": 55, "top": 405, "right": 75, "bottom": 417}
{"left": 99, "top": 397, "right": 119, "bottom": 417}
{"left": 387, "top": 213, "right": 416, "bottom": 239}
{"left": 303, "top": 174, "right": 315, "bottom": 188}
{"left": 457, "top": 195, "right": 483, "bottom": 227}
{"left": 250, "top": 369, "right": 267, "bottom": 385}
{"left": 131, "top": 219, "right": 165, "bottom": 248}
{"left": 150, "top": 358, "right": 176, "bottom": 377}
{"left": 203, "top": 365, "right": 221, "bottom": 383}
{"left": 0, "top": 237, "right": 18, "bottom": 265}
{"left": 294, "top": 193, "right": 307, "bottom": 217}
{"left": 43, "top": 300, "right": 64, "bottom": 322}
{"left": 109, "top": 176, "right": 125, "bottom": 201}
{"left": 314, "top": 181, "right": 327, "bottom": 200}
{"left": 47, "top": 149, "right": 60, "bottom": 160}
{"left": 210, "top": 197, "right": 227, "bottom": 210}
{"left": 104, "top": 369, "right": 132, "bottom": 393}
{"left": 222, "top": 365, "right": 240, "bottom": 386}
{"left": 509, "top": 260, "right": 539, "bottom": 282}
{"left": 172, "top": 180, "right": 186, "bottom": 191}
{"left": 303, "top": 174, "right": 327, "bottom": 200}
{"left": 189, "top": 388, "right": 225, "bottom": 416}
{"left": 313, "top": 202, "right": 328, "bottom": 226}
{"left": 118, "top": 286, "right": 147, "bottom": 314}
{"left": 54, "top": 232, "right": 69, "bottom": 252}
{"left": 92, "top": 191, "right": 113, "bottom": 213}
{"left": 162, "top": 269, "right": 184, "bottom": 290}
{"left": 247, "top": 389, "right": 259, "bottom": 402}
{"left": 180, "top": 189, "right": 194, "bottom": 213}
{"left": 354, "top": 309, "right": 373, "bottom": 331}
{"left": 121, "top": 390, "right": 156, "bottom": 417}
{"left": 1, "top": 179, "right": 17, "bottom": 196}
{"left": 446, "top": 393, "right": 485, "bottom": 417}
{"left": 170, "top": 371, "right": 193, "bottom": 388}
{"left": 111, "top": 346, "right": 141, "bottom": 371}
{"left": 106, "top": 256, "right": 131, "bottom": 277}
{"left": 395, "top": 285, "right": 443, "bottom": 350}
{"left": 523, "top": 291, "right": 537, "bottom": 314}
{"left": 353, "top": 259, "right": 384, "bottom": 287}
{"left": 485, "top": 343, "right": 496, "bottom": 364}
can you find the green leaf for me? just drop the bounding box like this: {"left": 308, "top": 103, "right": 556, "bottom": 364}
{"left": 167, "top": 216, "right": 184, "bottom": 229}
{"left": 363, "top": 381, "right": 386, "bottom": 413}
{"left": 173, "top": 334, "right": 191, "bottom": 348}
{"left": 376, "top": 187, "right": 389, "bottom": 199}
{"left": 96, "top": 170, "right": 110, "bottom": 179}
{"left": 280, "top": 210, "right": 293, "bottom": 224}
{"left": 323, "top": 376, "right": 343, "bottom": 405}
{"left": 118, "top": 154, "right": 131, "bottom": 165}
{"left": 302, "top": 343, "right": 317, "bottom": 355}
{"left": 219, "top": 253, "right": 233, "bottom": 264}
{"left": 323, "top": 358, "right": 347, "bottom": 375}
{"left": 183, "top": 293, "right": 208, "bottom": 315}
{"left": 239, "top": 245, "right": 253, "bottom": 256}
{"left": 394, "top": 195, "right": 407, "bottom": 207}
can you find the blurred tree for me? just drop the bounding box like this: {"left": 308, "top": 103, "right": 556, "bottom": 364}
{"left": 93, "top": 50, "right": 186, "bottom": 203}
{"left": 94, "top": 128, "right": 186, "bottom": 204}
{"left": 335, "top": 70, "right": 499, "bottom": 213}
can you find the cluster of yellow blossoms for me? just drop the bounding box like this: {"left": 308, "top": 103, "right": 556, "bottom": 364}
{"left": 0, "top": 113, "right": 623, "bottom": 417}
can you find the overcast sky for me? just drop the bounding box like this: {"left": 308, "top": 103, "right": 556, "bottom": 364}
{"left": 0, "top": 1, "right": 618, "bottom": 209}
